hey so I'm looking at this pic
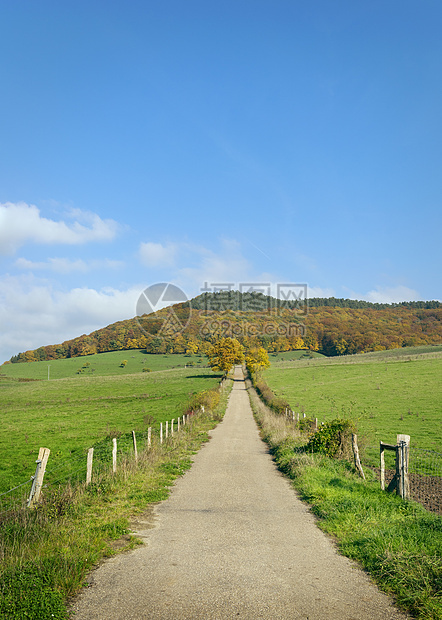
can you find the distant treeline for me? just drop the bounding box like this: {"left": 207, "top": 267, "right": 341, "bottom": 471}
{"left": 191, "top": 291, "right": 441, "bottom": 311}
{"left": 307, "top": 298, "right": 441, "bottom": 309}
{"left": 8, "top": 294, "right": 442, "bottom": 363}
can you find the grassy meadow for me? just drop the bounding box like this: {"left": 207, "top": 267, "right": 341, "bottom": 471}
{"left": 0, "top": 352, "right": 220, "bottom": 493}
{"left": 249, "top": 384, "right": 442, "bottom": 620}
{"left": 0, "top": 349, "right": 207, "bottom": 380}
{"left": 0, "top": 381, "right": 232, "bottom": 620}
{"left": 263, "top": 346, "right": 442, "bottom": 466}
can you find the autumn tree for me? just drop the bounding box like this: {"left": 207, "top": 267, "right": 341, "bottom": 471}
{"left": 245, "top": 347, "right": 270, "bottom": 375}
{"left": 185, "top": 338, "right": 199, "bottom": 355}
{"left": 207, "top": 338, "right": 245, "bottom": 376}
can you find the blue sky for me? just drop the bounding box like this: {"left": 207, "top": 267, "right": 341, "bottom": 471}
{"left": 0, "top": 0, "right": 441, "bottom": 361}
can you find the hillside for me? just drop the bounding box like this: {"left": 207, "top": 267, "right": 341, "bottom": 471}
{"left": 6, "top": 294, "right": 442, "bottom": 363}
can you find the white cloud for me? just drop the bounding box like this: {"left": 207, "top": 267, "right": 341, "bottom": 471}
{"left": 14, "top": 257, "right": 123, "bottom": 274}
{"left": 0, "top": 202, "right": 118, "bottom": 255}
{"left": 0, "top": 274, "right": 142, "bottom": 362}
{"left": 307, "top": 286, "right": 336, "bottom": 298}
{"left": 364, "top": 285, "right": 421, "bottom": 304}
{"left": 15, "top": 257, "right": 89, "bottom": 273}
{"left": 139, "top": 242, "right": 177, "bottom": 267}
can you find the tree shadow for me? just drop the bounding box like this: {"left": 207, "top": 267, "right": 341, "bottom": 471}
{"left": 185, "top": 374, "right": 222, "bottom": 380}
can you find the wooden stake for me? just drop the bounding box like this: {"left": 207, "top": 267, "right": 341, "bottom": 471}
{"left": 352, "top": 434, "right": 365, "bottom": 480}
{"left": 112, "top": 438, "right": 117, "bottom": 473}
{"left": 380, "top": 442, "right": 385, "bottom": 490}
{"left": 165, "top": 420, "right": 168, "bottom": 439}
{"left": 397, "top": 434, "right": 410, "bottom": 500}
{"left": 380, "top": 440, "right": 396, "bottom": 492}
{"left": 86, "top": 448, "right": 94, "bottom": 485}
{"left": 132, "top": 431, "right": 138, "bottom": 463}
{"left": 27, "top": 447, "right": 50, "bottom": 508}
{"left": 148, "top": 427, "right": 152, "bottom": 449}
{"left": 160, "top": 422, "right": 163, "bottom": 444}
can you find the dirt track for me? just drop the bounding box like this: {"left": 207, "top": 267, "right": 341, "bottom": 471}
{"left": 71, "top": 367, "right": 408, "bottom": 619}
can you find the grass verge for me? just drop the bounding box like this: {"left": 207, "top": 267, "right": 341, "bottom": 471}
{"left": 248, "top": 378, "right": 442, "bottom": 620}
{"left": 0, "top": 380, "right": 233, "bottom": 620}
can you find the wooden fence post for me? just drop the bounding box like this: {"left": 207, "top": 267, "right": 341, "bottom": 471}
{"left": 397, "top": 434, "right": 410, "bottom": 500}
{"left": 165, "top": 420, "right": 168, "bottom": 439}
{"left": 112, "top": 438, "right": 117, "bottom": 473}
{"left": 148, "top": 427, "right": 152, "bottom": 449}
{"left": 352, "top": 434, "right": 365, "bottom": 480}
{"left": 160, "top": 423, "right": 163, "bottom": 444}
{"left": 171, "top": 419, "right": 174, "bottom": 435}
{"left": 86, "top": 448, "right": 94, "bottom": 485}
{"left": 380, "top": 441, "right": 397, "bottom": 491}
{"left": 132, "top": 431, "right": 138, "bottom": 463}
{"left": 380, "top": 435, "right": 410, "bottom": 498}
{"left": 27, "top": 447, "right": 50, "bottom": 508}
{"left": 177, "top": 417, "right": 180, "bottom": 432}
{"left": 380, "top": 442, "right": 385, "bottom": 490}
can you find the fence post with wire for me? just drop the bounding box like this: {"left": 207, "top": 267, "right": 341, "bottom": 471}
{"left": 0, "top": 407, "right": 199, "bottom": 517}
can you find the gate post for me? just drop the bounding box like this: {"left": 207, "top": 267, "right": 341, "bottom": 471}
{"left": 396, "top": 434, "right": 410, "bottom": 500}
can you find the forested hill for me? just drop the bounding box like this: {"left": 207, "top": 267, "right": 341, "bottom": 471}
{"left": 191, "top": 292, "right": 441, "bottom": 311}
{"left": 7, "top": 295, "right": 442, "bottom": 363}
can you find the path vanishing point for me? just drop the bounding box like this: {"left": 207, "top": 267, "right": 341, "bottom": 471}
{"left": 72, "top": 366, "right": 408, "bottom": 619}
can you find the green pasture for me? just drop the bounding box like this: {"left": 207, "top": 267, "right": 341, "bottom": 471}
{"left": 264, "top": 347, "right": 442, "bottom": 466}
{"left": 268, "top": 350, "right": 325, "bottom": 362}
{"left": 0, "top": 349, "right": 207, "bottom": 380}
{"left": 0, "top": 359, "right": 220, "bottom": 493}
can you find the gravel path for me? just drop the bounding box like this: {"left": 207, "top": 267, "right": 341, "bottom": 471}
{"left": 71, "top": 367, "right": 408, "bottom": 619}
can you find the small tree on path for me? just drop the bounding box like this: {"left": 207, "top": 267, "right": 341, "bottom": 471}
{"left": 207, "top": 338, "right": 245, "bottom": 376}
{"left": 245, "top": 347, "right": 270, "bottom": 375}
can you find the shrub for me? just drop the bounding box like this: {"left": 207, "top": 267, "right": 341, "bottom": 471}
{"left": 307, "top": 419, "right": 356, "bottom": 459}
{"left": 185, "top": 387, "right": 221, "bottom": 415}
{"left": 297, "top": 416, "right": 317, "bottom": 434}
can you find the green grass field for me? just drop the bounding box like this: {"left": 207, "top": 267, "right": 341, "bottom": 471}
{"left": 250, "top": 385, "right": 442, "bottom": 620}
{"left": 0, "top": 349, "right": 207, "bottom": 380}
{"left": 268, "top": 350, "right": 325, "bottom": 362}
{"left": 264, "top": 346, "right": 442, "bottom": 466}
{"left": 0, "top": 352, "right": 220, "bottom": 493}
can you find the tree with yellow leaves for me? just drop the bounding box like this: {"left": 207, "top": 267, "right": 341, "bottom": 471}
{"left": 207, "top": 337, "right": 245, "bottom": 376}
{"left": 245, "top": 347, "right": 270, "bottom": 375}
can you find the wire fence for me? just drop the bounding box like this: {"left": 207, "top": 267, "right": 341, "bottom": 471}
{"left": 408, "top": 447, "right": 442, "bottom": 515}
{"left": 0, "top": 418, "right": 184, "bottom": 518}
{"left": 369, "top": 446, "right": 442, "bottom": 515}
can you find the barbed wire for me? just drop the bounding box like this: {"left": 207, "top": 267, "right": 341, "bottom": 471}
{"left": 0, "top": 477, "right": 33, "bottom": 498}
{"left": 0, "top": 411, "right": 197, "bottom": 510}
